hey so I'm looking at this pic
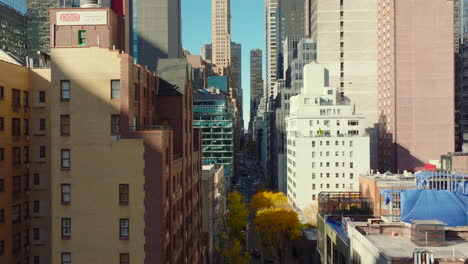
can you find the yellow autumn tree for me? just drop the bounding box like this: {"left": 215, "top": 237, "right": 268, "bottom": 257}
{"left": 249, "top": 190, "right": 289, "bottom": 212}
{"left": 226, "top": 191, "right": 249, "bottom": 241}
{"left": 253, "top": 208, "right": 301, "bottom": 264}
{"left": 220, "top": 239, "right": 251, "bottom": 264}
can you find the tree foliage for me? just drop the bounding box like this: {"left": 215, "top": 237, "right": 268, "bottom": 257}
{"left": 226, "top": 191, "right": 249, "bottom": 241}
{"left": 250, "top": 191, "right": 301, "bottom": 263}
{"left": 249, "top": 190, "right": 289, "bottom": 212}
{"left": 220, "top": 240, "right": 251, "bottom": 264}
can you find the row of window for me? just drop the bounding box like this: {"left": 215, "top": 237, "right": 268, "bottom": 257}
{"left": 60, "top": 80, "right": 121, "bottom": 100}
{"left": 0, "top": 117, "right": 46, "bottom": 135}
{"left": 0, "top": 86, "right": 46, "bottom": 105}
{"left": 312, "top": 183, "right": 354, "bottom": 190}
{"left": 312, "top": 140, "right": 353, "bottom": 147}
{"left": 0, "top": 173, "right": 42, "bottom": 193}
{"left": 0, "top": 146, "right": 47, "bottom": 164}
{"left": 311, "top": 162, "right": 354, "bottom": 168}
{"left": 57, "top": 184, "right": 129, "bottom": 205}
{"left": 312, "top": 151, "right": 353, "bottom": 158}
{"left": 312, "top": 173, "right": 354, "bottom": 179}
{"left": 60, "top": 218, "right": 129, "bottom": 240}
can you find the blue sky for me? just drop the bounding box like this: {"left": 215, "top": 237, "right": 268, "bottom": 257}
{"left": 181, "top": 0, "right": 264, "bottom": 127}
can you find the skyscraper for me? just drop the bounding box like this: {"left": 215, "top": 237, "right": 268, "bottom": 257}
{"left": 201, "top": 43, "right": 212, "bottom": 61}
{"left": 265, "top": 0, "right": 279, "bottom": 101}
{"left": 250, "top": 49, "right": 263, "bottom": 125}
{"left": 231, "top": 42, "right": 242, "bottom": 128}
{"left": 130, "top": 0, "right": 182, "bottom": 70}
{"left": 211, "top": 0, "right": 231, "bottom": 76}
{"left": 377, "top": 0, "right": 455, "bottom": 171}
{"left": 308, "top": 0, "right": 379, "bottom": 169}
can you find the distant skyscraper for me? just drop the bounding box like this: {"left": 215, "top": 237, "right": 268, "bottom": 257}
{"left": 211, "top": 0, "right": 231, "bottom": 75}
{"left": 201, "top": 43, "right": 212, "bottom": 61}
{"left": 276, "top": 0, "right": 304, "bottom": 80}
{"left": 250, "top": 49, "right": 263, "bottom": 123}
{"left": 0, "top": 1, "right": 26, "bottom": 58}
{"left": 377, "top": 0, "right": 455, "bottom": 171}
{"left": 231, "top": 42, "right": 242, "bottom": 91}
{"left": 131, "top": 0, "right": 182, "bottom": 71}
{"left": 265, "top": 0, "right": 279, "bottom": 101}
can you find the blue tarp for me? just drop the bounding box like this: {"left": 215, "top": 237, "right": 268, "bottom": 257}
{"left": 401, "top": 189, "right": 468, "bottom": 227}
{"left": 415, "top": 171, "right": 468, "bottom": 195}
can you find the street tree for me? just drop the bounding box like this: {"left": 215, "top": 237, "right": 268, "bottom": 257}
{"left": 249, "top": 190, "right": 289, "bottom": 212}
{"left": 253, "top": 208, "right": 301, "bottom": 264}
{"left": 220, "top": 239, "right": 251, "bottom": 264}
{"left": 226, "top": 191, "right": 249, "bottom": 241}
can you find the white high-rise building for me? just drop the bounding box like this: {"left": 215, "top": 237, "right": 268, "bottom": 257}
{"left": 286, "top": 63, "right": 370, "bottom": 215}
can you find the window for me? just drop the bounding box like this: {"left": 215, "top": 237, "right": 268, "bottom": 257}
{"left": 62, "top": 253, "right": 71, "bottom": 264}
{"left": 24, "top": 91, "right": 29, "bottom": 107}
{"left": 326, "top": 184, "right": 330, "bottom": 189}
{"left": 312, "top": 194, "right": 316, "bottom": 200}
{"left": 312, "top": 141, "right": 315, "bottom": 147}
{"left": 335, "top": 162, "right": 339, "bottom": 167}
{"left": 13, "top": 176, "right": 21, "bottom": 193}
{"left": 336, "top": 184, "right": 339, "bottom": 188}
{"left": 350, "top": 162, "right": 354, "bottom": 168}
{"left": 0, "top": 179, "right": 3, "bottom": 191}
{"left": 119, "top": 184, "right": 129, "bottom": 205}
{"left": 0, "top": 117, "right": 3, "bottom": 130}
{"left": 39, "top": 146, "right": 46, "bottom": 159}
{"left": 12, "top": 118, "right": 21, "bottom": 136}
{"left": 120, "top": 218, "right": 129, "bottom": 239}
{"left": 0, "top": 240, "right": 3, "bottom": 254}
{"left": 312, "top": 173, "right": 316, "bottom": 179}
{"left": 24, "top": 174, "right": 29, "bottom": 191}
{"left": 24, "top": 202, "right": 29, "bottom": 219}
{"left": 0, "top": 209, "right": 4, "bottom": 222}
{"left": 39, "top": 91, "right": 46, "bottom": 103}
{"left": 111, "top": 80, "right": 121, "bottom": 99}
{"left": 78, "top": 30, "right": 86, "bottom": 46}
{"left": 61, "top": 81, "right": 70, "bottom": 100}
{"left": 133, "top": 83, "right": 139, "bottom": 100}
{"left": 350, "top": 173, "right": 354, "bottom": 179}
{"left": 12, "top": 89, "right": 20, "bottom": 108}
{"left": 0, "top": 86, "right": 3, "bottom": 99}
{"left": 33, "top": 200, "right": 40, "bottom": 214}
{"left": 12, "top": 204, "right": 21, "bottom": 223}
{"left": 62, "top": 184, "right": 71, "bottom": 204}
{"left": 39, "top": 119, "right": 46, "bottom": 131}
{"left": 24, "top": 147, "right": 29, "bottom": 163}
{"left": 61, "top": 149, "right": 71, "bottom": 169}
{"left": 312, "top": 184, "right": 315, "bottom": 190}
{"left": 61, "top": 115, "right": 70, "bottom": 136}
{"left": 120, "top": 253, "right": 130, "bottom": 264}
{"left": 0, "top": 148, "right": 4, "bottom": 161}
{"left": 33, "top": 228, "right": 40, "bottom": 241}
{"left": 33, "top": 174, "right": 40, "bottom": 186}
{"left": 111, "top": 115, "right": 120, "bottom": 134}
{"left": 13, "top": 147, "right": 21, "bottom": 165}
{"left": 24, "top": 119, "right": 29, "bottom": 135}
{"left": 62, "top": 218, "right": 71, "bottom": 239}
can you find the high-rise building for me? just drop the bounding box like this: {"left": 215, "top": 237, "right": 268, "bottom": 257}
{"left": 231, "top": 42, "right": 242, "bottom": 92}
{"left": 307, "top": 0, "right": 379, "bottom": 169}
{"left": 211, "top": 0, "right": 231, "bottom": 76}
{"left": 130, "top": 0, "right": 182, "bottom": 70}
{"left": 377, "top": 0, "right": 455, "bottom": 172}
{"left": 276, "top": 0, "right": 304, "bottom": 80}
{"left": 286, "top": 63, "right": 370, "bottom": 218}
{"left": 0, "top": 1, "right": 26, "bottom": 59}
{"left": 26, "top": 0, "right": 58, "bottom": 65}
{"left": 456, "top": 0, "right": 468, "bottom": 150}
{"left": 265, "top": 0, "right": 279, "bottom": 101}
{"left": 46, "top": 6, "right": 202, "bottom": 263}
{"left": 201, "top": 43, "right": 212, "bottom": 62}
{"left": 250, "top": 49, "right": 263, "bottom": 127}
{"left": 194, "top": 89, "right": 235, "bottom": 187}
